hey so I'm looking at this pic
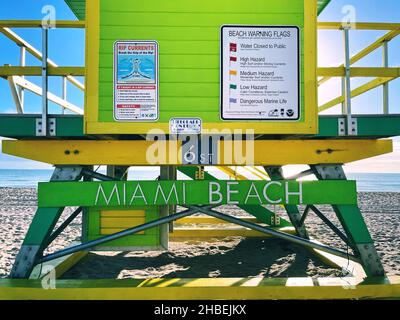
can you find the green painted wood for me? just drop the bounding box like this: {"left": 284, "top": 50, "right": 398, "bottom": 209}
{"left": 0, "top": 114, "right": 83, "bottom": 138}
{"left": 38, "top": 180, "right": 358, "bottom": 207}
{"left": 23, "top": 208, "right": 65, "bottom": 246}
{"left": 317, "top": 0, "right": 331, "bottom": 15}
{"left": 333, "top": 205, "right": 373, "bottom": 244}
{"left": 97, "top": 0, "right": 306, "bottom": 124}
{"left": 178, "top": 166, "right": 292, "bottom": 227}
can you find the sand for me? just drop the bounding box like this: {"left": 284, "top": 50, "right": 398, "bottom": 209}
{"left": 0, "top": 188, "right": 399, "bottom": 279}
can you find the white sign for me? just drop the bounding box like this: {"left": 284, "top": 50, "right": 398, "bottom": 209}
{"left": 114, "top": 41, "right": 159, "bottom": 121}
{"left": 221, "top": 26, "right": 300, "bottom": 121}
{"left": 169, "top": 118, "right": 202, "bottom": 134}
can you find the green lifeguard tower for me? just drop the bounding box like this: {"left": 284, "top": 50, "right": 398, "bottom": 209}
{"left": 0, "top": 0, "right": 400, "bottom": 299}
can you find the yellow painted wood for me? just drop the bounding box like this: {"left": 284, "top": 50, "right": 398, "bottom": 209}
{"left": 85, "top": 121, "right": 318, "bottom": 135}
{"left": 0, "top": 20, "right": 85, "bottom": 28}
{"left": 0, "top": 66, "right": 85, "bottom": 77}
{"left": 319, "top": 77, "right": 396, "bottom": 112}
{"left": 85, "top": 0, "right": 100, "bottom": 124}
{"left": 101, "top": 228, "right": 145, "bottom": 235}
{"left": 53, "top": 251, "right": 88, "bottom": 279}
{"left": 304, "top": 0, "right": 318, "bottom": 134}
{"left": 2, "top": 139, "right": 393, "bottom": 165}
{"left": 100, "top": 210, "right": 146, "bottom": 235}
{"left": 101, "top": 217, "right": 146, "bottom": 228}
{"left": 100, "top": 210, "right": 145, "bottom": 218}
{"left": 318, "top": 22, "right": 400, "bottom": 30}
{"left": 176, "top": 217, "right": 259, "bottom": 224}
{"left": 318, "top": 30, "right": 400, "bottom": 85}
{"left": 217, "top": 166, "right": 248, "bottom": 180}
{"left": 317, "top": 67, "right": 400, "bottom": 78}
{"left": 1, "top": 276, "right": 399, "bottom": 300}
{"left": 0, "top": 27, "right": 85, "bottom": 91}
{"left": 170, "top": 227, "right": 296, "bottom": 239}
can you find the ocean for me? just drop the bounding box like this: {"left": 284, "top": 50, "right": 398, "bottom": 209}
{"left": 0, "top": 169, "right": 399, "bottom": 192}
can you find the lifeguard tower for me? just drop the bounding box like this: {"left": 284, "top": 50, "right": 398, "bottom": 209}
{"left": 0, "top": 0, "right": 400, "bottom": 299}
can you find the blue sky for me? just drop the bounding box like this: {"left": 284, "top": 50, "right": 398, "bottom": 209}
{"left": 0, "top": 0, "right": 399, "bottom": 172}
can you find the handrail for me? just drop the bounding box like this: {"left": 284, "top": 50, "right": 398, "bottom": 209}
{"left": 0, "top": 20, "right": 85, "bottom": 28}
{"left": 0, "top": 21, "right": 85, "bottom": 124}
{"left": 318, "top": 29, "right": 400, "bottom": 85}
{"left": 0, "top": 27, "right": 85, "bottom": 90}
{"left": 319, "top": 77, "right": 395, "bottom": 112}
{"left": 318, "top": 22, "right": 400, "bottom": 30}
{"left": 0, "top": 66, "right": 85, "bottom": 77}
{"left": 318, "top": 22, "right": 400, "bottom": 121}
{"left": 317, "top": 67, "right": 400, "bottom": 78}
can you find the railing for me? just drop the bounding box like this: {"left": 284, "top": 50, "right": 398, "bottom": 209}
{"left": 0, "top": 20, "right": 85, "bottom": 136}
{"left": 317, "top": 22, "right": 400, "bottom": 135}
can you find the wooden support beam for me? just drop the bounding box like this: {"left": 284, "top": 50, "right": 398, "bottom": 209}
{"left": 0, "top": 66, "right": 85, "bottom": 77}
{"left": 318, "top": 67, "right": 400, "bottom": 78}
{"left": 2, "top": 139, "right": 393, "bottom": 166}
{"left": 0, "top": 20, "right": 85, "bottom": 28}
{"left": 0, "top": 276, "right": 399, "bottom": 300}
{"left": 318, "top": 22, "right": 400, "bottom": 30}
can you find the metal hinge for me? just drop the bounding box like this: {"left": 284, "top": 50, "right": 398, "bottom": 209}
{"left": 36, "top": 118, "right": 56, "bottom": 136}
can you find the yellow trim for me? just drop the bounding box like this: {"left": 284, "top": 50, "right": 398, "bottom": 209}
{"left": 101, "top": 218, "right": 146, "bottom": 228}
{"left": 84, "top": 0, "right": 318, "bottom": 135}
{"left": 0, "top": 66, "right": 85, "bottom": 77}
{"left": 318, "top": 67, "right": 400, "bottom": 78}
{"left": 170, "top": 227, "right": 296, "bottom": 240}
{"left": 53, "top": 251, "right": 88, "bottom": 279}
{"left": 86, "top": 121, "right": 316, "bottom": 135}
{"left": 0, "top": 20, "right": 85, "bottom": 28}
{"left": 85, "top": 0, "right": 100, "bottom": 125}
{"left": 2, "top": 139, "right": 393, "bottom": 166}
{"left": 100, "top": 210, "right": 145, "bottom": 218}
{"left": 319, "top": 77, "right": 396, "bottom": 112}
{"left": 1, "top": 276, "right": 399, "bottom": 300}
{"left": 176, "top": 216, "right": 259, "bottom": 224}
{"left": 304, "top": 0, "right": 318, "bottom": 134}
{"left": 318, "top": 22, "right": 400, "bottom": 30}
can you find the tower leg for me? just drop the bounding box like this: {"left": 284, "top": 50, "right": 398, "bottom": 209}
{"left": 264, "top": 166, "right": 309, "bottom": 239}
{"left": 10, "top": 166, "right": 83, "bottom": 279}
{"left": 311, "top": 164, "right": 385, "bottom": 277}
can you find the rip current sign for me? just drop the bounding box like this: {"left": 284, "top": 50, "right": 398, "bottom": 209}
{"left": 114, "top": 41, "right": 159, "bottom": 121}
{"left": 221, "top": 26, "right": 300, "bottom": 121}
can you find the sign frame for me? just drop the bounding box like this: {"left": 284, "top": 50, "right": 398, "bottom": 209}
{"left": 220, "top": 25, "right": 301, "bottom": 122}
{"left": 113, "top": 40, "right": 160, "bottom": 122}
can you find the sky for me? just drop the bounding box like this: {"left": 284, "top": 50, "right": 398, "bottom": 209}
{"left": 0, "top": 0, "right": 399, "bottom": 172}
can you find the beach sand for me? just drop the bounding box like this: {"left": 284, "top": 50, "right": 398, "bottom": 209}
{"left": 0, "top": 188, "right": 399, "bottom": 279}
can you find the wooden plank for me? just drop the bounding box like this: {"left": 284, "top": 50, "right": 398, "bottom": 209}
{"left": 101, "top": 217, "right": 146, "bottom": 228}
{"left": 318, "top": 22, "right": 400, "bottom": 30}
{"left": 100, "top": 210, "right": 145, "bottom": 218}
{"left": 0, "top": 20, "right": 85, "bottom": 28}
{"left": 1, "top": 276, "right": 399, "bottom": 300}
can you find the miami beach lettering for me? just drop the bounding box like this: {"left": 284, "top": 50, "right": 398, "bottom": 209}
{"left": 93, "top": 181, "right": 303, "bottom": 206}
